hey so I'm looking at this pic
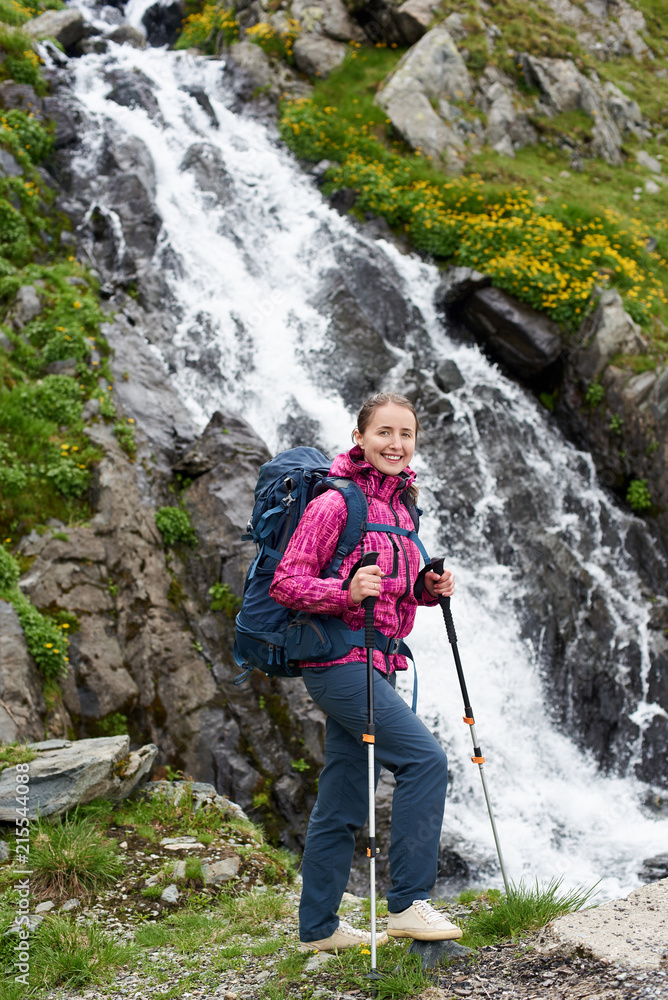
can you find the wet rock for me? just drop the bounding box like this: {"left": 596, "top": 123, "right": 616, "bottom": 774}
{"left": 105, "top": 25, "right": 147, "bottom": 48}
{"left": 105, "top": 68, "right": 161, "bottom": 120}
{"left": 639, "top": 853, "right": 668, "bottom": 883}
{"left": 292, "top": 34, "right": 347, "bottom": 78}
{"left": 180, "top": 143, "right": 234, "bottom": 207}
{"left": 434, "top": 359, "right": 465, "bottom": 393}
{"left": 180, "top": 87, "right": 219, "bottom": 129}
{"left": 434, "top": 266, "right": 490, "bottom": 310}
{"left": 0, "top": 601, "right": 46, "bottom": 744}
{"left": 458, "top": 286, "right": 563, "bottom": 379}
{"left": 0, "top": 736, "right": 158, "bottom": 821}
{"left": 142, "top": 0, "right": 185, "bottom": 47}
{"left": 309, "top": 243, "right": 427, "bottom": 407}
{"left": 23, "top": 8, "right": 86, "bottom": 49}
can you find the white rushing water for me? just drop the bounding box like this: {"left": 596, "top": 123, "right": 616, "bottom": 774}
{"left": 66, "top": 34, "right": 668, "bottom": 900}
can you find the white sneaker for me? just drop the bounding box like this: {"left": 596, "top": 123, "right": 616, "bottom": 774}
{"left": 299, "top": 919, "right": 389, "bottom": 952}
{"left": 387, "top": 899, "right": 463, "bottom": 941}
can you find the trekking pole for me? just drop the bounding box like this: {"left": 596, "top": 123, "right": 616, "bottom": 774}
{"left": 431, "top": 558, "right": 511, "bottom": 896}
{"left": 360, "top": 551, "right": 383, "bottom": 981}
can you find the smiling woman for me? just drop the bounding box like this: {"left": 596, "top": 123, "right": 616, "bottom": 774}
{"left": 269, "top": 390, "right": 461, "bottom": 953}
{"left": 352, "top": 395, "right": 418, "bottom": 477}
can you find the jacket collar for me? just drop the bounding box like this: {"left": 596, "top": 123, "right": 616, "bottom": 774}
{"left": 330, "top": 446, "right": 416, "bottom": 503}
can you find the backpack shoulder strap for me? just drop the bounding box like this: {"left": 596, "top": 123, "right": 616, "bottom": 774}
{"left": 313, "top": 477, "right": 368, "bottom": 578}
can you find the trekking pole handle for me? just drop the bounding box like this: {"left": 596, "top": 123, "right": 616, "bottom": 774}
{"left": 431, "top": 558, "right": 458, "bottom": 646}
{"left": 361, "top": 551, "right": 380, "bottom": 649}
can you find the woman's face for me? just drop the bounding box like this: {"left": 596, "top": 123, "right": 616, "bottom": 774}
{"left": 354, "top": 402, "right": 417, "bottom": 476}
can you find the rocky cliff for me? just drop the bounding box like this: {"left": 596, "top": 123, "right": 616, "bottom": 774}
{"left": 1, "top": 0, "right": 668, "bottom": 877}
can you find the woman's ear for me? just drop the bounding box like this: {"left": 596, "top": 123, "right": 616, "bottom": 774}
{"left": 353, "top": 430, "right": 363, "bottom": 449}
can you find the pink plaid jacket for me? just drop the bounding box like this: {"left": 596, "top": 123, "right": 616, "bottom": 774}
{"left": 269, "top": 446, "right": 436, "bottom": 674}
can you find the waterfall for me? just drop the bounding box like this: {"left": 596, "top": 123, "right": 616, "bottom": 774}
{"left": 58, "top": 18, "right": 668, "bottom": 900}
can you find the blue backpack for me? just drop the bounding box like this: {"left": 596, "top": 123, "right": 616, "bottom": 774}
{"left": 233, "top": 447, "right": 430, "bottom": 684}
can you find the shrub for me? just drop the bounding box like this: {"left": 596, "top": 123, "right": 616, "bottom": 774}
{"left": 45, "top": 453, "right": 90, "bottom": 498}
{"left": 585, "top": 382, "right": 605, "bottom": 407}
{"left": 31, "top": 915, "right": 135, "bottom": 991}
{"left": 113, "top": 419, "right": 136, "bottom": 458}
{"left": 0, "top": 107, "right": 52, "bottom": 159}
{"left": 24, "top": 374, "right": 84, "bottom": 425}
{"left": 208, "top": 581, "right": 241, "bottom": 617}
{"left": 0, "top": 546, "right": 20, "bottom": 592}
{"left": 0, "top": 440, "right": 29, "bottom": 495}
{"left": 627, "top": 478, "right": 652, "bottom": 512}
{"left": 175, "top": 1, "right": 239, "bottom": 52}
{"left": 5, "top": 589, "right": 68, "bottom": 679}
{"left": 155, "top": 506, "right": 198, "bottom": 547}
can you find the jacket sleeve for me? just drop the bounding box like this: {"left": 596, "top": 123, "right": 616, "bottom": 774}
{"left": 269, "top": 492, "right": 351, "bottom": 616}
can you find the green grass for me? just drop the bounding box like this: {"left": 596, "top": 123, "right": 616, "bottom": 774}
{"left": 0, "top": 742, "right": 37, "bottom": 772}
{"left": 30, "top": 915, "right": 136, "bottom": 992}
{"left": 457, "top": 878, "right": 599, "bottom": 948}
{"left": 29, "top": 812, "right": 124, "bottom": 900}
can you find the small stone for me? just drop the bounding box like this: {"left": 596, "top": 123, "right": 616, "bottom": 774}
{"left": 407, "top": 938, "right": 473, "bottom": 969}
{"left": 120, "top": 841, "right": 128, "bottom": 849}
{"left": 160, "top": 884, "right": 180, "bottom": 903}
{"left": 305, "top": 952, "right": 334, "bottom": 972}
{"left": 61, "top": 898, "right": 80, "bottom": 912}
{"left": 202, "top": 856, "right": 240, "bottom": 885}
{"left": 34, "top": 900, "right": 55, "bottom": 913}
{"left": 0, "top": 841, "right": 10, "bottom": 862}
{"left": 645, "top": 179, "right": 661, "bottom": 194}
{"left": 637, "top": 150, "right": 662, "bottom": 174}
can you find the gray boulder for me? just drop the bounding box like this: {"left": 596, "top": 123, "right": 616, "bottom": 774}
{"left": 375, "top": 25, "right": 471, "bottom": 167}
{"left": 223, "top": 40, "right": 310, "bottom": 104}
{"left": 142, "top": 0, "right": 185, "bottom": 47}
{"left": 379, "top": 25, "right": 473, "bottom": 105}
{"left": 0, "top": 81, "right": 44, "bottom": 119}
{"left": 393, "top": 0, "right": 438, "bottom": 46}
{"left": 0, "top": 601, "right": 46, "bottom": 744}
{"left": 520, "top": 54, "right": 623, "bottom": 166}
{"left": 291, "top": 0, "right": 365, "bottom": 42}
{"left": 0, "top": 737, "right": 158, "bottom": 821}
{"left": 292, "top": 34, "right": 347, "bottom": 78}
{"left": 458, "top": 287, "right": 563, "bottom": 379}
{"left": 23, "top": 8, "right": 86, "bottom": 49}
{"left": 434, "top": 266, "right": 490, "bottom": 309}
{"left": 105, "top": 25, "right": 147, "bottom": 49}
{"left": 575, "top": 288, "right": 645, "bottom": 380}
{"left": 0, "top": 149, "right": 22, "bottom": 178}
{"left": 7, "top": 285, "right": 43, "bottom": 329}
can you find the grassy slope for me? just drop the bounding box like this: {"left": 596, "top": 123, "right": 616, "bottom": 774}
{"left": 276, "top": 0, "right": 668, "bottom": 358}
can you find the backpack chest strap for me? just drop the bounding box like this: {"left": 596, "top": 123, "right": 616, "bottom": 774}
{"left": 366, "top": 522, "right": 431, "bottom": 566}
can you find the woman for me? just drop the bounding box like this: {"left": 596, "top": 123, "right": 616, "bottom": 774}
{"left": 270, "top": 391, "right": 462, "bottom": 951}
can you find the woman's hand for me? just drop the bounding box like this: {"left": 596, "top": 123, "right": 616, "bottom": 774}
{"left": 349, "top": 564, "right": 384, "bottom": 605}
{"left": 424, "top": 567, "right": 455, "bottom": 599}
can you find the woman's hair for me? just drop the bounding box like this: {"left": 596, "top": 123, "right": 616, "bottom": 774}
{"left": 354, "top": 391, "right": 421, "bottom": 439}
{"left": 353, "top": 391, "right": 421, "bottom": 500}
